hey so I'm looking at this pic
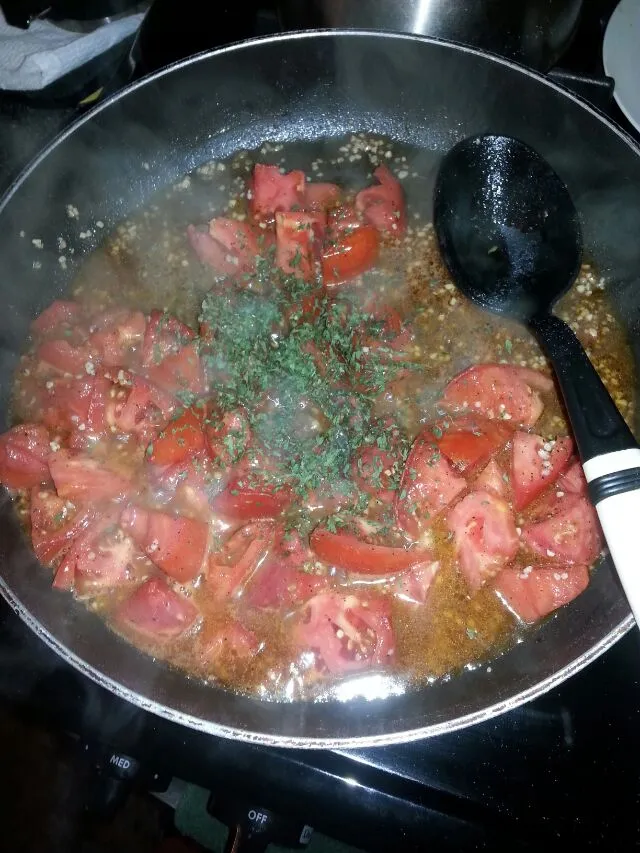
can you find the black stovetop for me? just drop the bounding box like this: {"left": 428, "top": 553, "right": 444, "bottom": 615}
{"left": 1, "top": 2, "right": 640, "bottom": 851}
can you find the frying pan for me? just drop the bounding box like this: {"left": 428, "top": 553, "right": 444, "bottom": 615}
{"left": 0, "top": 31, "right": 638, "bottom": 748}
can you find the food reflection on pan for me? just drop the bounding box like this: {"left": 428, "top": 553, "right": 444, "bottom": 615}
{"left": 0, "top": 135, "right": 633, "bottom": 702}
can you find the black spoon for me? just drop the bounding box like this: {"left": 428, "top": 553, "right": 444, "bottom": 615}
{"left": 433, "top": 134, "right": 640, "bottom": 621}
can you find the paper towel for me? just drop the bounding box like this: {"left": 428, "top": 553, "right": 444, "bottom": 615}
{"left": 0, "top": 10, "right": 145, "bottom": 92}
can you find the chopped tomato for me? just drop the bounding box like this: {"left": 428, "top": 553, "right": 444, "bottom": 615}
{"left": 495, "top": 563, "right": 589, "bottom": 623}
{"left": 141, "top": 310, "right": 194, "bottom": 369}
{"left": 0, "top": 424, "right": 50, "bottom": 489}
{"left": 327, "top": 205, "right": 363, "bottom": 239}
{"left": 351, "top": 446, "right": 398, "bottom": 504}
{"left": 67, "top": 376, "right": 114, "bottom": 448}
{"left": 304, "top": 181, "right": 341, "bottom": 211}
{"left": 30, "top": 488, "right": 94, "bottom": 565}
{"left": 147, "top": 407, "right": 205, "bottom": 466}
{"left": 294, "top": 592, "right": 395, "bottom": 674}
{"left": 88, "top": 310, "right": 146, "bottom": 368}
{"left": 434, "top": 416, "right": 512, "bottom": 473}
{"left": 195, "top": 619, "right": 259, "bottom": 673}
{"left": 31, "top": 300, "right": 82, "bottom": 336}
{"left": 39, "top": 377, "right": 92, "bottom": 434}
{"left": 395, "top": 560, "right": 440, "bottom": 605}
{"left": 556, "top": 460, "right": 587, "bottom": 496}
{"left": 204, "top": 407, "right": 251, "bottom": 468}
{"left": 187, "top": 219, "right": 259, "bottom": 276}
{"left": 120, "top": 505, "right": 209, "bottom": 583}
{"left": 250, "top": 164, "right": 305, "bottom": 221}
{"left": 245, "top": 528, "right": 327, "bottom": 609}
{"left": 111, "top": 377, "right": 175, "bottom": 443}
{"left": 214, "top": 474, "right": 293, "bottom": 521}
{"left": 447, "top": 490, "right": 519, "bottom": 591}
{"left": 475, "top": 458, "right": 508, "bottom": 498}
{"left": 395, "top": 434, "right": 466, "bottom": 538}
{"left": 49, "top": 450, "right": 133, "bottom": 503}
{"left": 146, "top": 341, "right": 206, "bottom": 396}
{"left": 322, "top": 225, "right": 379, "bottom": 286}
{"left": 115, "top": 578, "right": 198, "bottom": 640}
{"left": 152, "top": 450, "right": 222, "bottom": 519}
{"left": 310, "top": 526, "right": 424, "bottom": 574}
{"left": 441, "top": 364, "right": 550, "bottom": 426}
{"left": 206, "top": 522, "right": 274, "bottom": 600}
{"left": 275, "top": 211, "right": 325, "bottom": 280}
{"left": 522, "top": 495, "right": 602, "bottom": 565}
{"left": 54, "top": 514, "right": 139, "bottom": 595}
{"left": 511, "top": 432, "right": 573, "bottom": 511}
{"left": 355, "top": 165, "right": 406, "bottom": 235}
{"left": 37, "top": 339, "right": 89, "bottom": 376}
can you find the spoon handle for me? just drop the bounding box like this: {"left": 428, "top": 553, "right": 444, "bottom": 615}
{"left": 529, "top": 313, "right": 638, "bottom": 462}
{"left": 531, "top": 313, "right": 640, "bottom": 624}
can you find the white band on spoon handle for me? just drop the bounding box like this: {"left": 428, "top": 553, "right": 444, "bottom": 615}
{"left": 583, "top": 449, "right": 640, "bottom": 626}
{"left": 593, "top": 490, "right": 640, "bottom": 626}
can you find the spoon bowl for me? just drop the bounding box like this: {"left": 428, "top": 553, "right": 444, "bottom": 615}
{"left": 433, "top": 134, "right": 582, "bottom": 321}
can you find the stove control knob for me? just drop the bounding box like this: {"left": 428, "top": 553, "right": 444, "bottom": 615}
{"left": 208, "top": 792, "right": 313, "bottom": 853}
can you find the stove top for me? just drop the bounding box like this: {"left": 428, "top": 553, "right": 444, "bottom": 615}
{"left": 1, "top": 2, "right": 640, "bottom": 851}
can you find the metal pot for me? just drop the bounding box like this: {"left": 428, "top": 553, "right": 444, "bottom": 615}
{"left": 277, "top": 0, "right": 584, "bottom": 70}
{"left": 0, "top": 31, "right": 637, "bottom": 748}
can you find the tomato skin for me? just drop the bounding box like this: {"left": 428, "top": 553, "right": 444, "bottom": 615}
{"left": 145, "top": 341, "right": 206, "bottom": 396}
{"left": 294, "top": 592, "right": 395, "bottom": 674}
{"left": 441, "top": 364, "right": 549, "bottom": 427}
{"left": 395, "top": 433, "right": 466, "bottom": 539}
{"left": 556, "top": 460, "right": 587, "bottom": 496}
{"left": 522, "top": 494, "right": 602, "bottom": 565}
{"left": 53, "top": 513, "right": 140, "bottom": 595}
{"left": 355, "top": 165, "right": 407, "bottom": 235}
{"left": 195, "top": 619, "right": 259, "bottom": 674}
{"left": 87, "top": 310, "right": 146, "bottom": 368}
{"left": 495, "top": 563, "right": 589, "bottom": 623}
{"left": 447, "top": 489, "right": 519, "bottom": 592}
{"left": 141, "top": 310, "right": 194, "bottom": 369}
{"left": 31, "top": 300, "right": 82, "bottom": 336}
{"left": 115, "top": 577, "right": 198, "bottom": 640}
{"left": 0, "top": 424, "right": 50, "bottom": 489}
{"left": 148, "top": 407, "right": 205, "bottom": 466}
{"left": 49, "top": 450, "right": 133, "bottom": 503}
{"left": 511, "top": 432, "right": 573, "bottom": 511}
{"left": 250, "top": 164, "right": 306, "bottom": 220}
{"left": 245, "top": 528, "right": 328, "bottom": 609}
{"left": 475, "top": 458, "right": 508, "bottom": 498}
{"left": 304, "top": 182, "right": 341, "bottom": 211}
{"left": 120, "top": 505, "right": 209, "bottom": 583}
{"left": 206, "top": 522, "right": 274, "bottom": 601}
{"left": 111, "top": 377, "right": 176, "bottom": 443}
{"left": 187, "top": 219, "right": 259, "bottom": 276}
{"left": 214, "top": 483, "right": 293, "bottom": 521}
{"left": 275, "top": 211, "right": 326, "bottom": 280}
{"left": 322, "top": 225, "right": 379, "bottom": 285}
{"left": 37, "top": 339, "right": 89, "bottom": 376}
{"left": 31, "top": 488, "right": 94, "bottom": 566}
{"left": 310, "top": 527, "right": 424, "bottom": 575}
{"left": 434, "top": 416, "right": 512, "bottom": 473}
{"left": 351, "top": 446, "right": 397, "bottom": 504}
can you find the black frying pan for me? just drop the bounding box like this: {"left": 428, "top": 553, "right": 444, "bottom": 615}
{"left": 0, "top": 31, "right": 638, "bottom": 747}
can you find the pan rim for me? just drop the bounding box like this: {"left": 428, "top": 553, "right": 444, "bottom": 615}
{"left": 0, "top": 29, "right": 635, "bottom": 747}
